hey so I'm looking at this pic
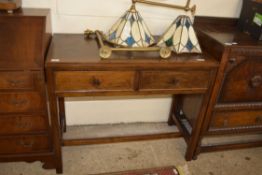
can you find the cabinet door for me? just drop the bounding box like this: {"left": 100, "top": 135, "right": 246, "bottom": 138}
{"left": 0, "top": 17, "right": 45, "bottom": 69}
{"left": 218, "top": 51, "right": 262, "bottom": 103}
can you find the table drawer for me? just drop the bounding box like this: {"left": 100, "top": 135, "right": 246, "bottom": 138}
{"left": 140, "top": 71, "right": 210, "bottom": 91}
{"left": 0, "top": 135, "right": 50, "bottom": 154}
{"left": 210, "top": 110, "right": 262, "bottom": 129}
{"left": 0, "top": 92, "right": 45, "bottom": 113}
{"left": 0, "top": 72, "right": 34, "bottom": 90}
{"left": 55, "top": 71, "right": 135, "bottom": 92}
{"left": 0, "top": 115, "right": 47, "bottom": 135}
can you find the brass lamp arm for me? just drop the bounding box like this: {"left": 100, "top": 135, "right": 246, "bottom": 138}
{"left": 132, "top": 0, "right": 196, "bottom": 15}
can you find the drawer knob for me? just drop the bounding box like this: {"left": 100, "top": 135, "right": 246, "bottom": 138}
{"left": 250, "top": 75, "right": 262, "bottom": 88}
{"left": 19, "top": 140, "right": 35, "bottom": 148}
{"left": 91, "top": 77, "right": 101, "bottom": 87}
{"left": 255, "top": 116, "right": 262, "bottom": 123}
{"left": 169, "top": 78, "right": 178, "bottom": 85}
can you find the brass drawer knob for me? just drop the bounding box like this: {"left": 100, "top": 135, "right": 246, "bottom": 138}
{"left": 250, "top": 75, "right": 262, "bottom": 88}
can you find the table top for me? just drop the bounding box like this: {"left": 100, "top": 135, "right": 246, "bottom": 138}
{"left": 46, "top": 34, "right": 218, "bottom": 70}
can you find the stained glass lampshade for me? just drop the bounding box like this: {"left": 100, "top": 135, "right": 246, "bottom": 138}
{"left": 105, "top": 4, "right": 155, "bottom": 47}
{"left": 158, "top": 15, "right": 202, "bottom": 54}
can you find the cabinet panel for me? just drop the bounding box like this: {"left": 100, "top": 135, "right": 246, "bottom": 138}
{"left": 0, "top": 17, "right": 44, "bottom": 69}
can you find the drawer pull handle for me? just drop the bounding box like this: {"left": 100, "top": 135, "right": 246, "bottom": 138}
{"left": 255, "top": 116, "right": 262, "bottom": 123}
{"left": 9, "top": 99, "right": 28, "bottom": 106}
{"left": 250, "top": 75, "right": 262, "bottom": 88}
{"left": 19, "top": 140, "right": 35, "bottom": 148}
{"left": 229, "top": 58, "right": 236, "bottom": 63}
{"left": 91, "top": 77, "right": 101, "bottom": 87}
{"left": 8, "top": 80, "right": 23, "bottom": 87}
{"left": 16, "top": 121, "right": 32, "bottom": 129}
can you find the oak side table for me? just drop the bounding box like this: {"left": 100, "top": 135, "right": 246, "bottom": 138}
{"left": 45, "top": 34, "right": 218, "bottom": 173}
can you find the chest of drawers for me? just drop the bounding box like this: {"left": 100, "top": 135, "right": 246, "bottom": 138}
{"left": 194, "top": 17, "right": 262, "bottom": 155}
{"left": 0, "top": 8, "right": 55, "bottom": 170}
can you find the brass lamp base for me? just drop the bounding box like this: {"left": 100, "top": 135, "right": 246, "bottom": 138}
{"left": 0, "top": 0, "right": 22, "bottom": 13}
{"left": 85, "top": 29, "right": 172, "bottom": 59}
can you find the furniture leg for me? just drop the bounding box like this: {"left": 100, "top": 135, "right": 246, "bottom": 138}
{"left": 168, "top": 95, "right": 176, "bottom": 126}
{"left": 58, "top": 97, "right": 67, "bottom": 133}
{"left": 184, "top": 70, "right": 217, "bottom": 161}
{"left": 46, "top": 69, "right": 63, "bottom": 174}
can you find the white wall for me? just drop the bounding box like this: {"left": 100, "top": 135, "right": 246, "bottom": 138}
{"left": 23, "top": 0, "right": 242, "bottom": 125}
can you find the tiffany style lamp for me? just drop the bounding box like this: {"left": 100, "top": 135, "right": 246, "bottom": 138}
{"left": 157, "top": 15, "right": 202, "bottom": 53}
{"left": 85, "top": 0, "right": 201, "bottom": 59}
{"left": 106, "top": 2, "right": 155, "bottom": 47}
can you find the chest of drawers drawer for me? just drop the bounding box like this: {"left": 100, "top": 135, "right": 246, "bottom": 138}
{"left": 210, "top": 110, "right": 262, "bottom": 129}
{"left": 0, "top": 72, "right": 34, "bottom": 90}
{"left": 55, "top": 71, "right": 136, "bottom": 92}
{"left": 0, "top": 115, "right": 47, "bottom": 135}
{"left": 139, "top": 70, "right": 210, "bottom": 91}
{"left": 0, "top": 135, "right": 50, "bottom": 154}
{"left": 0, "top": 92, "right": 45, "bottom": 113}
{"left": 219, "top": 56, "right": 262, "bottom": 103}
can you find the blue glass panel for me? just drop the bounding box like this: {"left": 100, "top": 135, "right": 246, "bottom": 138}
{"left": 125, "top": 36, "right": 136, "bottom": 46}
{"left": 186, "top": 39, "right": 194, "bottom": 51}
{"left": 109, "top": 31, "right": 116, "bottom": 40}
{"left": 145, "top": 34, "right": 151, "bottom": 44}
{"left": 185, "top": 20, "right": 191, "bottom": 29}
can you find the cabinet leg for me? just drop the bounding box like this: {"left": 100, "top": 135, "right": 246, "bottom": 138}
{"left": 47, "top": 69, "right": 63, "bottom": 174}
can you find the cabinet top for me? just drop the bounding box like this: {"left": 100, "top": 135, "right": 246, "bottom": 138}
{"left": 197, "top": 23, "right": 262, "bottom": 48}
{"left": 0, "top": 8, "right": 50, "bottom": 17}
{"left": 46, "top": 34, "right": 218, "bottom": 70}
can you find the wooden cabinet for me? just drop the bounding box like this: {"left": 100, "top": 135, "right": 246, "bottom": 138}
{"left": 193, "top": 17, "right": 262, "bottom": 155}
{"left": 0, "top": 9, "right": 55, "bottom": 171}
